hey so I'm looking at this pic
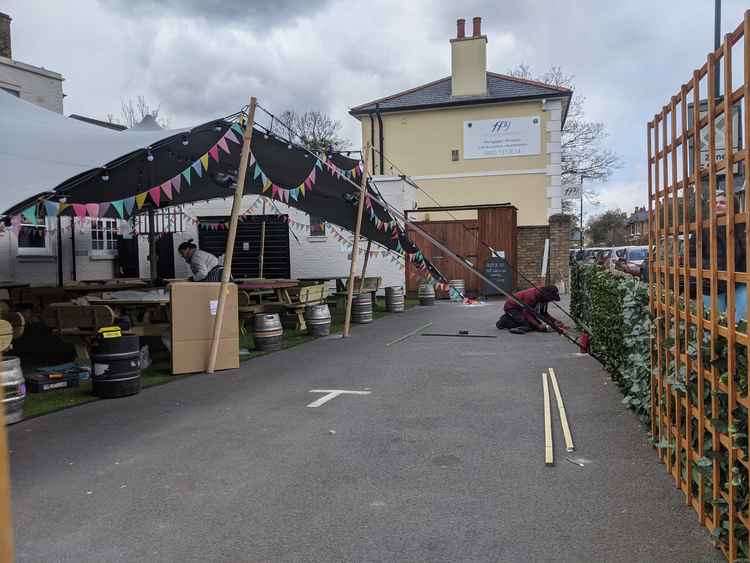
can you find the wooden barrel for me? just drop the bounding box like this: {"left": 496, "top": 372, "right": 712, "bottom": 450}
{"left": 305, "top": 304, "right": 332, "bottom": 337}
{"left": 352, "top": 293, "right": 373, "bottom": 324}
{"left": 91, "top": 332, "right": 141, "bottom": 398}
{"left": 1, "top": 356, "right": 25, "bottom": 424}
{"left": 254, "top": 313, "right": 283, "bottom": 351}
{"left": 385, "top": 286, "right": 405, "bottom": 313}
{"left": 418, "top": 283, "right": 436, "bottom": 306}
{"left": 448, "top": 279, "right": 465, "bottom": 301}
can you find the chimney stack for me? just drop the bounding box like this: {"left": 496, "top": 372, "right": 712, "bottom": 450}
{"left": 456, "top": 18, "right": 465, "bottom": 39}
{"left": 0, "top": 13, "right": 11, "bottom": 59}
{"left": 450, "top": 16, "right": 488, "bottom": 97}
{"left": 472, "top": 16, "right": 482, "bottom": 37}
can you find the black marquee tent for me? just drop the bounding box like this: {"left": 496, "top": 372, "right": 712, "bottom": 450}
{"left": 0, "top": 92, "right": 446, "bottom": 284}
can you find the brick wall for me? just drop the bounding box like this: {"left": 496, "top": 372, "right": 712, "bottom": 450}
{"left": 517, "top": 225, "right": 548, "bottom": 289}
{"left": 548, "top": 214, "right": 571, "bottom": 291}
{"left": 515, "top": 215, "right": 571, "bottom": 292}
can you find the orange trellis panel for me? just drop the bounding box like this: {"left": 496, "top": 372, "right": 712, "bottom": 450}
{"left": 647, "top": 11, "right": 750, "bottom": 560}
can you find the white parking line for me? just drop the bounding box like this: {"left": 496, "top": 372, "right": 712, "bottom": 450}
{"left": 306, "top": 389, "right": 372, "bottom": 408}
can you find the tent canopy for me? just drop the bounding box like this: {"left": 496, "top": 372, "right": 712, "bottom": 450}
{"left": 0, "top": 90, "right": 197, "bottom": 215}
{"left": 0, "top": 96, "right": 446, "bottom": 282}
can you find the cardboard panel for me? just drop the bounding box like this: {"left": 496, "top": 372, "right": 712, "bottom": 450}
{"left": 171, "top": 338, "right": 239, "bottom": 375}
{"left": 170, "top": 282, "right": 240, "bottom": 374}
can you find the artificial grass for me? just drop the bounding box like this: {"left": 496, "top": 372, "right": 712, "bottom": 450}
{"left": 19, "top": 296, "right": 418, "bottom": 420}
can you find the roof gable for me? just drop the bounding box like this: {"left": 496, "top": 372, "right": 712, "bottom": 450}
{"left": 350, "top": 72, "right": 571, "bottom": 116}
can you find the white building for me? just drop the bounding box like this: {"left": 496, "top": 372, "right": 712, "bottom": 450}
{"left": 0, "top": 12, "right": 63, "bottom": 113}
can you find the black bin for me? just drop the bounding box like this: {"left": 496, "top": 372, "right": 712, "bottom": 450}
{"left": 91, "top": 330, "right": 141, "bottom": 398}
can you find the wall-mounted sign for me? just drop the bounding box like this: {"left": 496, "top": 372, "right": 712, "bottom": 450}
{"left": 562, "top": 185, "right": 582, "bottom": 199}
{"left": 463, "top": 116, "right": 541, "bottom": 159}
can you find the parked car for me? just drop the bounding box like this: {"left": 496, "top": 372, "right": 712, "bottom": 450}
{"left": 617, "top": 245, "right": 648, "bottom": 277}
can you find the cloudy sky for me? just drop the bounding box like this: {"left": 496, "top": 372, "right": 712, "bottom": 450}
{"left": 3, "top": 0, "right": 749, "bottom": 219}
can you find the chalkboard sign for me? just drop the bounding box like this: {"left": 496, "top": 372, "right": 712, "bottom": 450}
{"left": 483, "top": 256, "right": 512, "bottom": 296}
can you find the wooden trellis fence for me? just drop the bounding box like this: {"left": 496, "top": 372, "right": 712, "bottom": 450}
{"left": 648, "top": 11, "right": 750, "bottom": 560}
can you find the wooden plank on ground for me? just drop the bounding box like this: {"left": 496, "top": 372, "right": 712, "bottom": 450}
{"left": 548, "top": 368, "right": 575, "bottom": 452}
{"left": 543, "top": 372, "right": 554, "bottom": 466}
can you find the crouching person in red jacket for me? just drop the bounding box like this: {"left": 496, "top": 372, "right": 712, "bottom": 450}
{"left": 496, "top": 286, "right": 561, "bottom": 334}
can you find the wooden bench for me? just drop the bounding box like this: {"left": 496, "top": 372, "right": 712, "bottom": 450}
{"left": 43, "top": 303, "right": 116, "bottom": 363}
{"left": 330, "top": 277, "right": 382, "bottom": 317}
{"left": 278, "top": 283, "right": 327, "bottom": 331}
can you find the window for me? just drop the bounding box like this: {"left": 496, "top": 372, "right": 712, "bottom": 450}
{"left": 17, "top": 223, "right": 49, "bottom": 255}
{"left": 91, "top": 218, "right": 118, "bottom": 255}
{"left": 309, "top": 215, "right": 326, "bottom": 237}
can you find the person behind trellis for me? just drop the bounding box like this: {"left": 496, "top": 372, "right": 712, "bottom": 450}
{"left": 177, "top": 239, "right": 226, "bottom": 282}
{"left": 688, "top": 188, "right": 747, "bottom": 320}
{"left": 496, "top": 286, "right": 562, "bottom": 334}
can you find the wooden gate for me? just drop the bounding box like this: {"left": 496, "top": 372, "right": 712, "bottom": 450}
{"left": 406, "top": 205, "right": 517, "bottom": 297}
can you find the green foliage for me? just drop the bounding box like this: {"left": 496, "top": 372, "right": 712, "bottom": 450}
{"left": 571, "top": 262, "right": 652, "bottom": 424}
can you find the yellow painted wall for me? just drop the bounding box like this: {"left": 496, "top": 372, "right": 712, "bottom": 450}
{"left": 360, "top": 100, "right": 550, "bottom": 225}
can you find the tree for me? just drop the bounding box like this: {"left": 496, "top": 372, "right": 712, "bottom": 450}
{"left": 272, "top": 110, "right": 349, "bottom": 152}
{"left": 587, "top": 209, "right": 627, "bottom": 246}
{"left": 508, "top": 65, "right": 619, "bottom": 214}
{"left": 107, "top": 96, "right": 170, "bottom": 129}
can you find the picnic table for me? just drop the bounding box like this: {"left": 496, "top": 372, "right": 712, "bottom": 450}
{"left": 236, "top": 279, "right": 327, "bottom": 331}
{"left": 42, "top": 288, "right": 170, "bottom": 363}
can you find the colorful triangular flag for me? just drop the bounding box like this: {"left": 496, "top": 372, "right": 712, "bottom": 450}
{"left": 85, "top": 203, "right": 99, "bottom": 218}
{"left": 192, "top": 160, "right": 203, "bottom": 178}
{"left": 224, "top": 129, "right": 240, "bottom": 144}
{"left": 182, "top": 168, "right": 192, "bottom": 185}
{"left": 217, "top": 137, "right": 230, "bottom": 154}
{"left": 72, "top": 204, "right": 87, "bottom": 219}
{"left": 171, "top": 175, "right": 182, "bottom": 193}
{"left": 44, "top": 201, "right": 60, "bottom": 217}
{"left": 123, "top": 197, "right": 136, "bottom": 217}
{"left": 135, "top": 192, "right": 148, "bottom": 209}
{"left": 200, "top": 154, "right": 210, "bottom": 170}
{"left": 209, "top": 145, "right": 219, "bottom": 162}
{"left": 21, "top": 205, "right": 37, "bottom": 225}
{"left": 161, "top": 181, "right": 172, "bottom": 200}
{"left": 111, "top": 200, "right": 124, "bottom": 219}
{"left": 148, "top": 186, "right": 161, "bottom": 207}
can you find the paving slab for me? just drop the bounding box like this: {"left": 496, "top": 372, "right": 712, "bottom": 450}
{"left": 8, "top": 300, "right": 722, "bottom": 562}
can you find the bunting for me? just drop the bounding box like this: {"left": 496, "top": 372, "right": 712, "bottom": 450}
{"left": 11, "top": 122, "right": 242, "bottom": 226}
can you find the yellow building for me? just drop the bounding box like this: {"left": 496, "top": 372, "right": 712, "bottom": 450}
{"left": 349, "top": 17, "right": 572, "bottom": 227}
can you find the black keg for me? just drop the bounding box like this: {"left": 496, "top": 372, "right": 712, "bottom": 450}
{"left": 91, "top": 329, "right": 141, "bottom": 398}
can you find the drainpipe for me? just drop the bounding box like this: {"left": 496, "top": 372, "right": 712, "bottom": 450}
{"left": 376, "top": 106, "right": 384, "bottom": 175}
{"left": 369, "top": 114, "right": 375, "bottom": 175}
{"left": 70, "top": 219, "right": 77, "bottom": 281}
{"left": 56, "top": 215, "right": 63, "bottom": 287}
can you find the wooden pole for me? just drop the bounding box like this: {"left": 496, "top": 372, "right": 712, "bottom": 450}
{"left": 343, "top": 143, "right": 371, "bottom": 338}
{"left": 358, "top": 239, "right": 372, "bottom": 293}
{"left": 0, "top": 352, "right": 14, "bottom": 560}
{"left": 259, "top": 198, "right": 266, "bottom": 278}
{"left": 207, "top": 97, "right": 256, "bottom": 373}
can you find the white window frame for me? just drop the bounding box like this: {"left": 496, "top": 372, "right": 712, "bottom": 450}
{"left": 16, "top": 220, "right": 53, "bottom": 257}
{"left": 90, "top": 218, "right": 118, "bottom": 258}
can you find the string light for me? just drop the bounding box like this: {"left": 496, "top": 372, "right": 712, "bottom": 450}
{"left": 146, "top": 148, "right": 154, "bottom": 162}
{"left": 101, "top": 169, "right": 109, "bottom": 182}
{"left": 182, "top": 134, "right": 189, "bottom": 146}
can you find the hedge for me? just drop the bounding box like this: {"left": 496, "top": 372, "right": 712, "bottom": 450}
{"left": 570, "top": 262, "right": 652, "bottom": 424}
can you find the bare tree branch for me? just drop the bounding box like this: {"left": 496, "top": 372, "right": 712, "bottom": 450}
{"left": 272, "top": 110, "right": 349, "bottom": 152}
{"left": 117, "top": 96, "right": 170, "bottom": 129}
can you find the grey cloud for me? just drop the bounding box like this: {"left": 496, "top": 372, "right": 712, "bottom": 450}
{"left": 98, "top": 0, "right": 332, "bottom": 28}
